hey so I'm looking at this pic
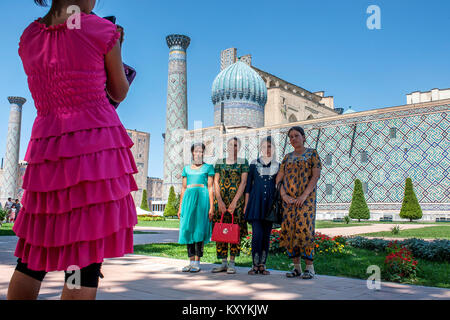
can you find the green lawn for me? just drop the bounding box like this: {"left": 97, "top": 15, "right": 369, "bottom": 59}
{"left": 137, "top": 219, "right": 181, "bottom": 228}
{"left": 133, "top": 242, "right": 449, "bottom": 289}
{"left": 360, "top": 226, "right": 450, "bottom": 239}
{"left": 0, "top": 223, "right": 15, "bottom": 236}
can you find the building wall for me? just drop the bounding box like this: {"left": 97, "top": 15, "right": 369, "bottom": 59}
{"left": 127, "top": 129, "right": 150, "bottom": 208}
{"left": 264, "top": 87, "right": 338, "bottom": 126}
{"left": 147, "top": 176, "right": 163, "bottom": 206}
{"left": 182, "top": 99, "right": 450, "bottom": 220}
{"left": 407, "top": 88, "right": 450, "bottom": 104}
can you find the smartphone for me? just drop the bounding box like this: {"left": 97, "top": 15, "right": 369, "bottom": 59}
{"left": 103, "top": 16, "right": 117, "bottom": 24}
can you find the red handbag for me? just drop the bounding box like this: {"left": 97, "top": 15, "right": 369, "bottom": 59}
{"left": 211, "top": 211, "right": 240, "bottom": 244}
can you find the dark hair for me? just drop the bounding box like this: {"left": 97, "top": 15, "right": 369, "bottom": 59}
{"left": 15, "top": 199, "right": 19, "bottom": 202}
{"left": 8, "top": 198, "right": 11, "bottom": 201}
{"left": 191, "top": 143, "right": 206, "bottom": 153}
{"left": 34, "top": 0, "right": 49, "bottom": 6}
{"left": 227, "top": 137, "right": 241, "bottom": 146}
{"left": 287, "top": 126, "right": 305, "bottom": 137}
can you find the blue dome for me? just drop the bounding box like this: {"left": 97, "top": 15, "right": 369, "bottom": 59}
{"left": 211, "top": 61, "right": 267, "bottom": 107}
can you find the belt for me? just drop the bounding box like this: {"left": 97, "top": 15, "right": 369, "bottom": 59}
{"left": 187, "top": 184, "right": 205, "bottom": 188}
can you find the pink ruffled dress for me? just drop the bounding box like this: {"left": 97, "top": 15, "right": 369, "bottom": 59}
{"left": 13, "top": 12, "right": 138, "bottom": 272}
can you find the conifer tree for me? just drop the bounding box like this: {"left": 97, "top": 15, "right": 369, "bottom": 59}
{"left": 349, "top": 179, "right": 370, "bottom": 222}
{"left": 140, "top": 189, "right": 150, "bottom": 211}
{"left": 164, "top": 186, "right": 178, "bottom": 218}
{"left": 399, "top": 178, "right": 423, "bottom": 222}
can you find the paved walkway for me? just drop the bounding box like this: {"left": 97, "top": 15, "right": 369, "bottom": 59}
{"left": 1, "top": 232, "right": 449, "bottom": 300}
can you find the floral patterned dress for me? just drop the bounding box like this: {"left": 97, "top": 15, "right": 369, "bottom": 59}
{"left": 279, "top": 149, "right": 322, "bottom": 260}
{"left": 213, "top": 158, "right": 249, "bottom": 258}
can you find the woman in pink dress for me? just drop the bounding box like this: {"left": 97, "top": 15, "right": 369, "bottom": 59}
{"left": 7, "top": 0, "right": 138, "bottom": 300}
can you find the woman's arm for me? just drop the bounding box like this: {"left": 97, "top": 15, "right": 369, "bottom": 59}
{"left": 214, "top": 173, "right": 226, "bottom": 215}
{"left": 207, "top": 176, "right": 214, "bottom": 221}
{"left": 228, "top": 172, "right": 248, "bottom": 215}
{"left": 294, "top": 168, "right": 321, "bottom": 207}
{"left": 177, "top": 177, "right": 187, "bottom": 219}
{"left": 105, "top": 40, "right": 129, "bottom": 102}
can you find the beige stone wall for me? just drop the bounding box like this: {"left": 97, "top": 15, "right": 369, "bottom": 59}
{"left": 147, "top": 177, "right": 163, "bottom": 205}
{"left": 127, "top": 129, "right": 150, "bottom": 207}
{"left": 407, "top": 88, "right": 450, "bottom": 104}
{"left": 264, "top": 87, "right": 338, "bottom": 126}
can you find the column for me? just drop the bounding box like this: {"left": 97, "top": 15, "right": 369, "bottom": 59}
{"left": 162, "top": 34, "right": 190, "bottom": 200}
{"left": 1, "top": 96, "right": 26, "bottom": 205}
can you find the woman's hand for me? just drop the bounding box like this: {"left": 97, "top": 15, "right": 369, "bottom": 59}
{"left": 177, "top": 208, "right": 181, "bottom": 219}
{"left": 294, "top": 194, "right": 307, "bottom": 207}
{"left": 116, "top": 25, "right": 125, "bottom": 46}
{"left": 227, "top": 200, "right": 237, "bottom": 215}
{"left": 282, "top": 194, "right": 295, "bottom": 205}
{"left": 208, "top": 208, "right": 214, "bottom": 221}
{"left": 218, "top": 200, "right": 227, "bottom": 215}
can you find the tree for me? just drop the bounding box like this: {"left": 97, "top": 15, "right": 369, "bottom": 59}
{"left": 140, "top": 189, "right": 150, "bottom": 211}
{"left": 164, "top": 186, "right": 178, "bottom": 218}
{"left": 174, "top": 193, "right": 181, "bottom": 213}
{"left": 349, "top": 179, "right": 370, "bottom": 222}
{"left": 399, "top": 178, "right": 423, "bottom": 222}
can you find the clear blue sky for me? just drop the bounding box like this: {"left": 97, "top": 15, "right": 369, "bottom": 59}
{"left": 1, "top": 0, "right": 449, "bottom": 179}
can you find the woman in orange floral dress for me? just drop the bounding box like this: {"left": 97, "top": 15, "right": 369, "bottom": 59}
{"left": 276, "top": 126, "right": 322, "bottom": 279}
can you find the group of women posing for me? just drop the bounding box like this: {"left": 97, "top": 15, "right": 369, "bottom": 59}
{"left": 177, "top": 126, "right": 322, "bottom": 279}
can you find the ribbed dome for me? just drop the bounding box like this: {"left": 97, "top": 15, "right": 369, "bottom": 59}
{"left": 211, "top": 61, "right": 267, "bottom": 107}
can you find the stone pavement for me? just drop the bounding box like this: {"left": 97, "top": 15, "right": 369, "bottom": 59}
{"left": 1, "top": 233, "right": 449, "bottom": 300}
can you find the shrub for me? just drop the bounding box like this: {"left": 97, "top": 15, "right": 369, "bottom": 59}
{"left": 164, "top": 186, "right": 178, "bottom": 218}
{"left": 344, "top": 215, "right": 351, "bottom": 224}
{"left": 384, "top": 241, "right": 418, "bottom": 282}
{"left": 399, "top": 178, "right": 423, "bottom": 222}
{"left": 140, "top": 189, "right": 150, "bottom": 211}
{"left": 242, "top": 231, "right": 349, "bottom": 256}
{"left": 314, "top": 232, "right": 347, "bottom": 255}
{"left": 391, "top": 225, "right": 401, "bottom": 235}
{"left": 347, "top": 236, "right": 450, "bottom": 262}
{"left": 241, "top": 229, "right": 284, "bottom": 255}
{"left": 0, "top": 208, "right": 6, "bottom": 226}
{"left": 137, "top": 215, "right": 165, "bottom": 222}
{"left": 349, "top": 179, "right": 370, "bottom": 222}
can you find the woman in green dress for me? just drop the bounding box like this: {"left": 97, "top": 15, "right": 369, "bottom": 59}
{"left": 276, "top": 126, "right": 322, "bottom": 279}
{"left": 212, "top": 137, "right": 249, "bottom": 274}
{"left": 178, "top": 143, "right": 215, "bottom": 272}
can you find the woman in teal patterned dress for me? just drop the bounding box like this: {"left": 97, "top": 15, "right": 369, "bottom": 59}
{"left": 178, "top": 143, "right": 215, "bottom": 272}
{"left": 212, "top": 137, "right": 249, "bottom": 274}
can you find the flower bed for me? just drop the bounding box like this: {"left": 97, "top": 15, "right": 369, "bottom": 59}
{"left": 383, "top": 241, "right": 418, "bottom": 282}
{"left": 242, "top": 230, "right": 348, "bottom": 256}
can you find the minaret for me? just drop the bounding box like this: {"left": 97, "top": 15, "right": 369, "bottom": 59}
{"left": 1, "top": 96, "right": 26, "bottom": 205}
{"left": 162, "top": 34, "right": 190, "bottom": 200}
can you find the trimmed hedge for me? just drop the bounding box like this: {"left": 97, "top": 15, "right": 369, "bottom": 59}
{"left": 164, "top": 186, "right": 178, "bottom": 217}
{"left": 140, "top": 189, "right": 150, "bottom": 211}
{"left": 346, "top": 236, "right": 450, "bottom": 262}
{"left": 399, "top": 178, "right": 423, "bottom": 221}
{"left": 137, "top": 216, "right": 165, "bottom": 222}
{"left": 349, "top": 179, "right": 370, "bottom": 221}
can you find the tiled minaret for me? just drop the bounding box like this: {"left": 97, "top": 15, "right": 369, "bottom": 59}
{"left": 162, "top": 34, "right": 190, "bottom": 200}
{"left": 1, "top": 96, "right": 26, "bottom": 205}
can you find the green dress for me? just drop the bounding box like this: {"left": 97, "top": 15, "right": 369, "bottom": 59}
{"left": 213, "top": 158, "right": 250, "bottom": 239}
{"left": 178, "top": 164, "right": 215, "bottom": 244}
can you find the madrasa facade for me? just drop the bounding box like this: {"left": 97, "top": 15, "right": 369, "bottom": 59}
{"left": 162, "top": 34, "right": 449, "bottom": 221}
